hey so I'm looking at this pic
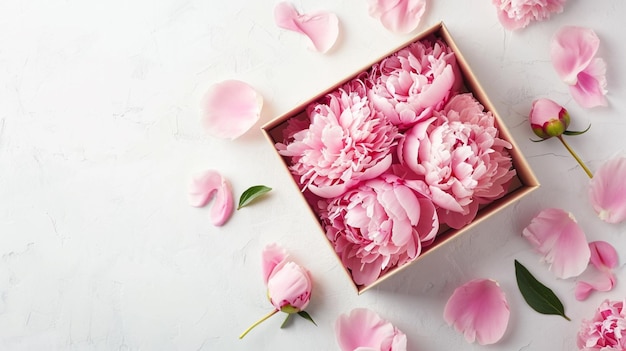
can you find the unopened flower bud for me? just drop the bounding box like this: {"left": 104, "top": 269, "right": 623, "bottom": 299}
{"left": 529, "top": 98, "right": 570, "bottom": 139}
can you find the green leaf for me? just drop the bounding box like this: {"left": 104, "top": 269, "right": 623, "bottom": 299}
{"left": 280, "top": 313, "right": 292, "bottom": 329}
{"left": 563, "top": 124, "right": 591, "bottom": 136}
{"left": 514, "top": 260, "right": 571, "bottom": 321}
{"left": 297, "top": 311, "right": 317, "bottom": 326}
{"left": 237, "top": 185, "right": 272, "bottom": 210}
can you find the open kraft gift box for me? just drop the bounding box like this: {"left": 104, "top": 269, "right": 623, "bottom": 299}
{"left": 262, "top": 22, "right": 539, "bottom": 294}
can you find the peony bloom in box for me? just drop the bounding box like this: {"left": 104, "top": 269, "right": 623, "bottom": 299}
{"left": 399, "top": 93, "right": 516, "bottom": 229}
{"left": 318, "top": 174, "right": 438, "bottom": 286}
{"left": 277, "top": 79, "right": 400, "bottom": 199}
{"left": 368, "top": 36, "right": 462, "bottom": 130}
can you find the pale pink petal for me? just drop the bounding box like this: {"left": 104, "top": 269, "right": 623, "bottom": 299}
{"left": 262, "top": 243, "right": 288, "bottom": 285}
{"left": 575, "top": 241, "right": 619, "bottom": 301}
{"left": 551, "top": 26, "right": 600, "bottom": 85}
{"left": 201, "top": 80, "right": 263, "bottom": 139}
{"left": 522, "top": 208, "right": 591, "bottom": 279}
{"left": 444, "top": 279, "right": 510, "bottom": 345}
{"left": 188, "top": 170, "right": 234, "bottom": 226}
{"left": 589, "top": 156, "right": 626, "bottom": 223}
{"left": 368, "top": 0, "right": 426, "bottom": 34}
{"left": 336, "top": 308, "right": 407, "bottom": 351}
{"left": 274, "top": 2, "right": 339, "bottom": 53}
{"left": 569, "top": 58, "right": 608, "bottom": 108}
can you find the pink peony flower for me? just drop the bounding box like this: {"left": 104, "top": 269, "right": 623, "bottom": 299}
{"left": 529, "top": 98, "right": 571, "bottom": 139}
{"left": 589, "top": 156, "right": 626, "bottom": 223}
{"left": 318, "top": 174, "right": 438, "bottom": 286}
{"left": 262, "top": 243, "right": 312, "bottom": 312}
{"left": 444, "top": 279, "right": 510, "bottom": 345}
{"left": 551, "top": 26, "right": 608, "bottom": 108}
{"left": 577, "top": 299, "right": 626, "bottom": 350}
{"left": 492, "top": 0, "right": 566, "bottom": 31}
{"left": 335, "top": 308, "right": 407, "bottom": 351}
{"left": 368, "top": 36, "right": 461, "bottom": 130}
{"left": 277, "top": 79, "right": 399, "bottom": 198}
{"left": 398, "top": 93, "right": 515, "bottom": 228}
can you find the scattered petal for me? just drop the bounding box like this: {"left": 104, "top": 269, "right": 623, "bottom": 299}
{"left": 274, "top": 2, "right": 339, "bottom": 53}
{"left": 444, "top": 279, "right": 510, "bottom": 345}
{"left": 201, "top": 80, "right": 263, "bottom": 139}
{"left": 368, "top": 0, "right": 426, "bottom": 34}
{"left": 589, "top": 156, "right": 626, "bottom": 223}
{"left": 575, "top": 241, "right": 618, "bottom": 301}
{"left": 551, "top": 26, "right": 608, "bottom": 108}
{"left": 336, "top": 308, "right": 407, "bottom": 351}
{"left": 188, "top": 170, "right": 234, "bottom": 226}
{"left": 522, "top": 208, "right": 591, "bottom": 279}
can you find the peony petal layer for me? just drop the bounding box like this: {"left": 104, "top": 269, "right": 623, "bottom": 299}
{"left": 444, "top": 279, "right": 510, "bottom": 345}
{"left": 589, "top": 156, "right": 626, "bottom": 223}
{"left": 262, "top": 243, "right": 288, "bottom": 285}
{"left": 274, "top": 2, "right": 339, "bottom": 53}
{"left": 188, "top": 170, "right": 234, "bottom": 226}
{"left": 368, "top": 0, "right": 426, "bottom": 34}
{"left": 522, "top": 208, "right": 590, "bottom": 279}
{"left": 201, "top": 80, "right": 263, "bottom": 139}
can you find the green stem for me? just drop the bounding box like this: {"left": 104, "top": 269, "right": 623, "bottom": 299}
{"left": 239, "top": 309, "right": 279, "bottom": 339}
{"left": 557, "top": 136, "right": 593, "bottom": 179}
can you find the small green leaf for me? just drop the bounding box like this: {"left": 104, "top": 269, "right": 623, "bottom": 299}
{"left": 514, "top": 260, "right": 570, "bottom": 321}
{"left": 297, "top": 311, "right": 317, "bottom": 326}
{"left": 563, "top": 124, "right": 591, "bottom": 136}
{"left": 237, "top": 185, "right": 272, "bottom": 210}
{"left": 280, "top": 313, "right": 292, "bottom": 329}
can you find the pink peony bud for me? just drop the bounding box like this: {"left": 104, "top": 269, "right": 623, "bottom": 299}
{"left": 529, "top": 98, "right": 570, "bottom": 139}
{"left": 267, "top": 261, "right": 312, "bottom": 313}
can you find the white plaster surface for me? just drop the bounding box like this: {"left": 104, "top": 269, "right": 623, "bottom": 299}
{"left": 2, "top": 1, "right": 626, "bottom": 350}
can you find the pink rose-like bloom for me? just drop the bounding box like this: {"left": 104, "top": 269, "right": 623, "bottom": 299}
{"left": 319, "top": 174, "right": 438, "bottom": 286}
{"left": 529, "top": 98, "right": 571, "bottom": 139}
{"left": 336, "top": 308, "right": 407, "bottom": 351}
{"left": 577, "top": 299, "right": 626, "bottom": 350}
{"left": 277, "top": 80, "right": 399, "bottom": 198}
{"left": 262, "top": 243, "right": 312, "bottom": 312}
{"left": 368, "top": 36, "right": 462, "bottom": 130}
{"left": 399, "top": 93, "right": 515, "bottom": 228}
{"left": 492, "top": 0, "right": 566, "bottom": 31}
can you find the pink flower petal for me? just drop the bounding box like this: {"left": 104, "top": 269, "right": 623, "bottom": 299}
{"left": 336, "top": 308, "right": 407, "bottom": 351}
{"left": 368, "top": 0, "right": 426, "bottom": 34}
{"left": 551, "top": 26, "right": 608, "bottom": 108}
{"left": 522, "top": 208, "right": 591, "bottom": 279}
{"left": 575, "top": 241, "right": 619, "bottom": 301}
{"left": 444, "top": 279, "right": 510, "bottom": 345}
{"left": 589, "top": 156, "right": 626, "bottom": 223}
{"left": 188, "top": 170, "right": 234, "bottom": 226}
{"left": 201, "top": 80, "right": 263, "bottom": 140}
{"left": 262, "top": 243, "right": 288, "bottom": 285}
{"left": 274, "top": 2, "right": 339, "bottom": 53}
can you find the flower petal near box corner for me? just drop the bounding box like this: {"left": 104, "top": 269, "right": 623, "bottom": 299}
{"left": 262, "top": 22, "right": 539, "bottom": 294}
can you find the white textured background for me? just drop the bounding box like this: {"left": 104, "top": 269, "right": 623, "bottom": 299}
{"left": 1, "top": 1, "right": 626, "bottom": 350}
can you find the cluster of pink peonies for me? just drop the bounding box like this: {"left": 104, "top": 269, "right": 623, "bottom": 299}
{"left": 578, "top": 299, "right": 626, "bottom": 350}
{"left": 276, "top": 35, "right": 516, "bottom": 287}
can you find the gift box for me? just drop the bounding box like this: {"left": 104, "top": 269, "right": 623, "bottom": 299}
{"left": 262, "top": 22, "right": 539, "bottom": 294}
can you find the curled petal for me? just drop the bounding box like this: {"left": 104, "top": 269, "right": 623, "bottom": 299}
{"left": 589, "top": 156, "right": 626, "bottom": 223}
{"left": 201, "top": 80, "right": 263, "bottom": 139}
{"left": 522, "top": 208, "right": 591, "bottom": 279}
{"left": 262, "top": 243, "right": 288, "bottom": 285}
{"left": 368, "top": 0, "right": 426, "bottom": 34}
{"left": 444, "top": 279, "right": 510, "bottom": 345}
{"left": 274, "top": 2, "right": 339, "bottom": 53}
{"left": 551, "top": 26, "right": 608, "bottom": 108}
{"left": 575, "top": 241, "right": 619, "bottom": 301}
{"left": 335, "top": 308, "right": 407, "bottom": 351}
{"left": 188, "top": 170, "right": 234, "bottom": 226}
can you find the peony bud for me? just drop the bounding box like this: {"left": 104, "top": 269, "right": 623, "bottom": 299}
{"left": 529, "top": 98, "right": 570, "bottom": 139}
{"left": 267, "top": 261, "right": 312, "bottom": 313}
